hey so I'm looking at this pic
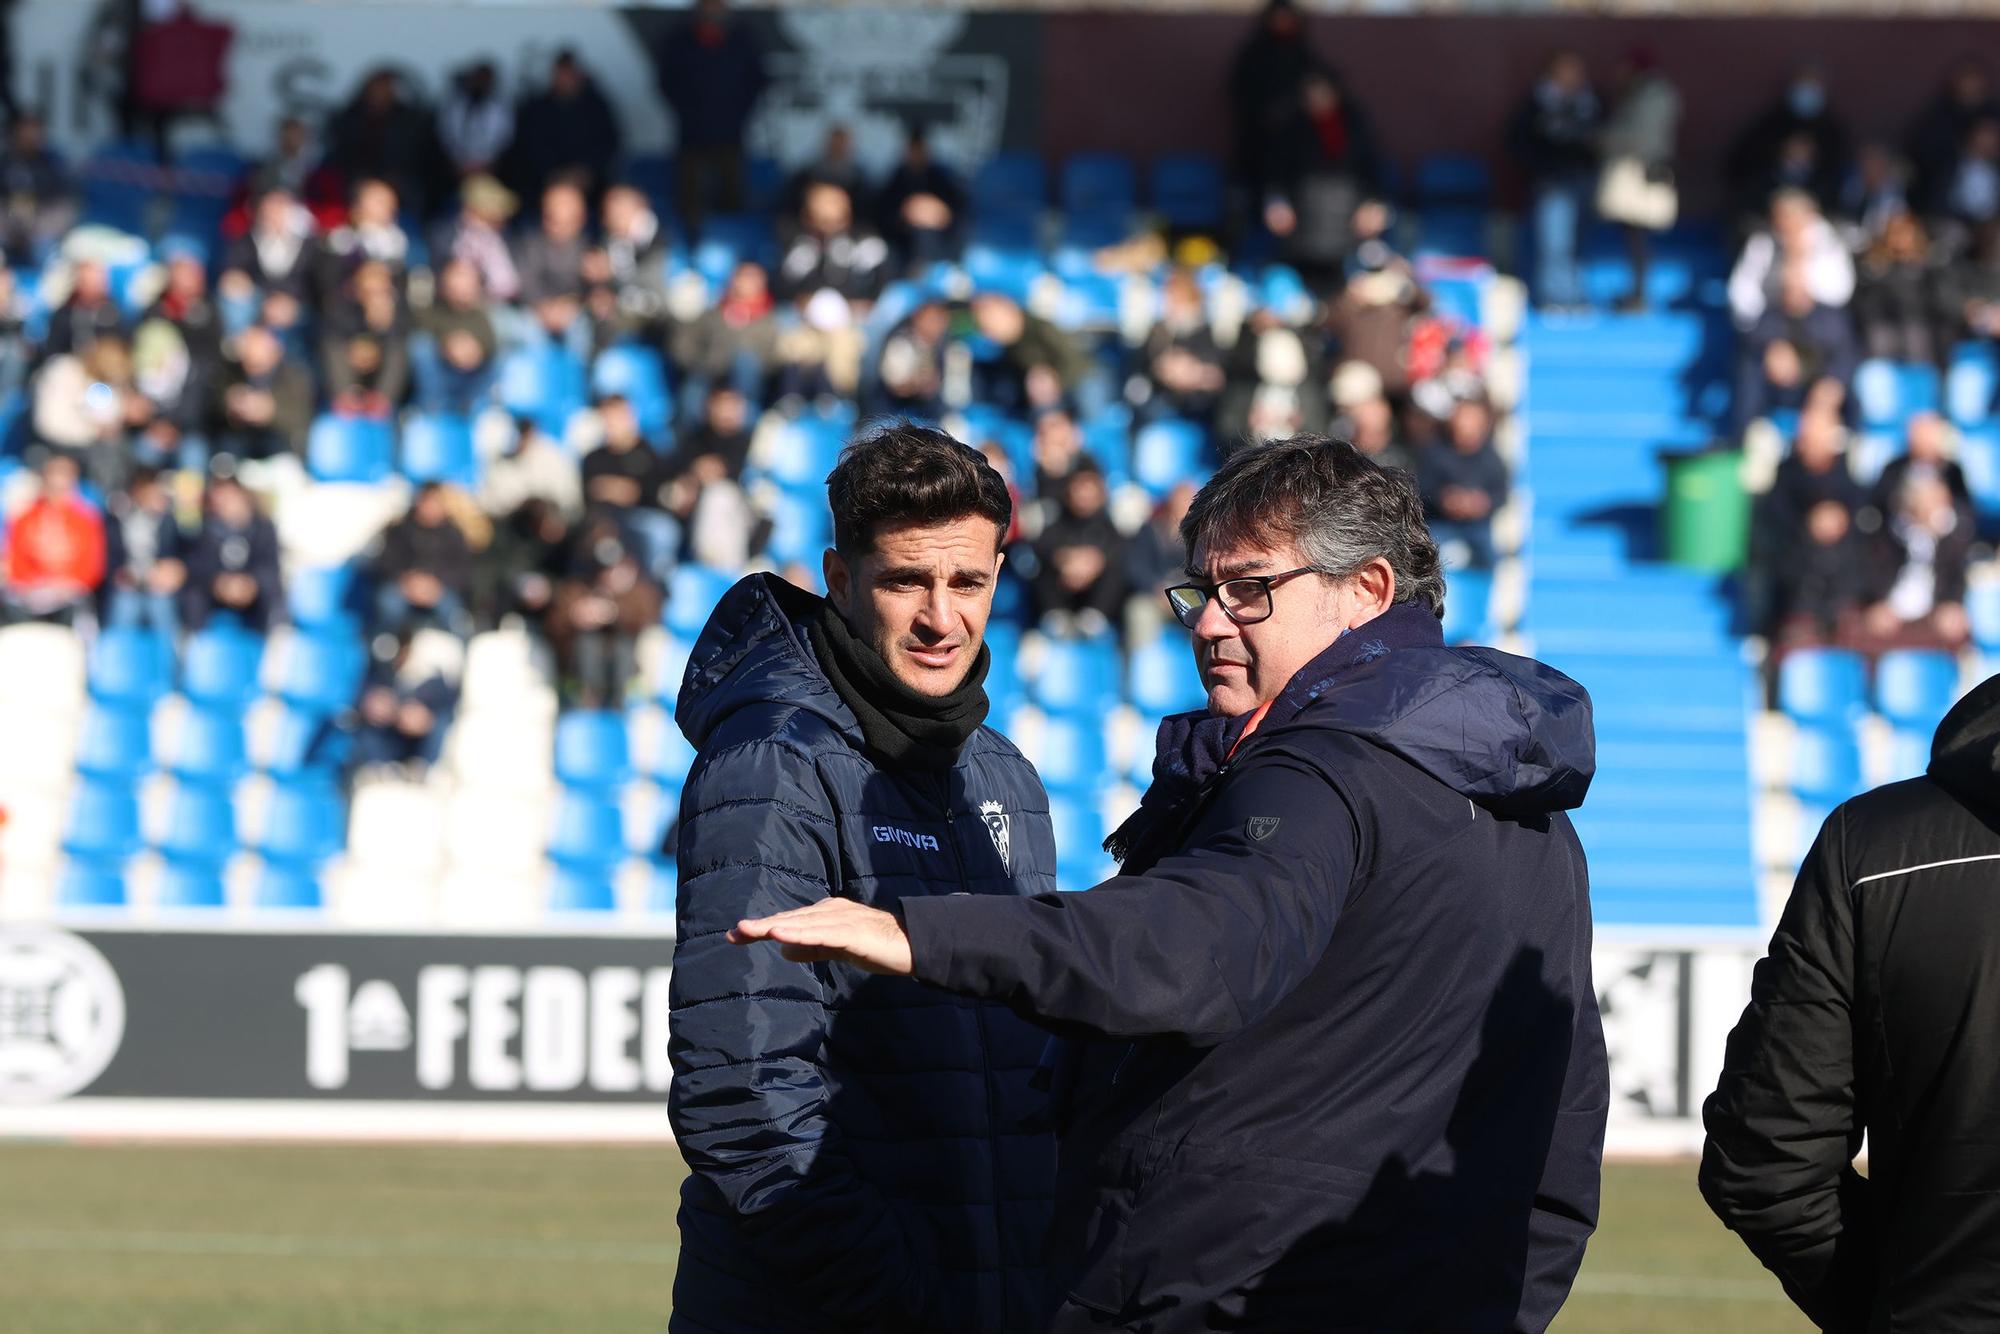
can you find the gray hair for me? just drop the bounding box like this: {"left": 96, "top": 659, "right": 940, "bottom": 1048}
{"left": 1179, "top": 434, "right": 1445, "bottom": 619}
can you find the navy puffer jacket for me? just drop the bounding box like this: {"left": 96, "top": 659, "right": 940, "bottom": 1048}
{"left": 668, "top": 573, "right": 1057, "bottom": 1333}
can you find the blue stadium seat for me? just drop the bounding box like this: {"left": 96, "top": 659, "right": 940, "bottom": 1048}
{"left": 1032, "top": 635, "right": 1120, "bottom": 716}
{"left": 1442, "top": 568, "right": 1495, "bottom": 644}
{"left": 763, "top": 489, "right": 833, "bottom": 567}
{"left": 1060, "top": 209, "right": 1131, "bottom": 252}
{"left": 1149, "top": 155, "right": 1224, "bottom": 230}
{"left": 1854, "top": 359, "right": 1941, "bottom": 431}
{"left": 1875, "top": 649, "right": 1960, "bottom": 730}
{"left": 1412, "top": 207, "right": 1488, "bottom": 260}
{"left": 962, "top": 244, "right": 1044, "bottom": 302}
{"left": 258, "top": 780, "right": 346, "bottom": 866}
{"left": 1790, "top": 725, "right": 1864, "bottom": 807}
{"left": 1778, "top": 648, "right": 1868, "bottom": 727}
{"left": 554, "top": 710, "right": 633, "bottom": 791}
{"left": 1970, "top": 581, "right": 2000, "bottom": 651}
{"left": 497, "top": 345, "right": 588, "bottom": 439}
{"left": 592, "top": 345, "right": 673, "bottom": 440}
{"left": 1061, "top": 153, "right": 1137, "bottom": 215}
{"left": 156, "top": 785, "right": 236, "bottom": 867}
{"left": 1256, "top": 265, "right": 1313, "bottom": 323}
{"left": 168, "top": 708, "right": 247, "bottom": 786}
{"left": 63, "top": 783, "right": 143, "bottom": 863}
{"left": 400, "top": 414, "right": 478, "bottom": 487}
{"left": 1960, "top": 426, "right": 2000, "bottom": 514}
{"left": 648, "top": 718, "right": 697, "bottom": 788}
{"left": 181, "top": 625, "right": 264, "bottom": 709}
{"left": 973, "top": 153, "right": 1047, "bottom": 211}
{"left": 277, "top": 633, "right": 365, "bottom": 715}
{"left": 157, "top": 862, "right": 226, "bottom": 909}
{"left": 263, "top": 703, "right": 341, "bottom": 776}
{"left": 646, "top": 858, "right": 680, "bottom": 916}
{"left": 307, "top": 415, "right": 395, "bottom": 484}
{"left": 1132, "top": 418, "right": 1206, "bottom": 496}
{"left": 287, "top": 564, "right": 360, "bottom": 634}
{"left": 1127, "top": 634, "right": 1205, "bottom": 716}
{"left": 255, "top": 864, "right": 323, "bottom": 910}
{"left": 1038, "top": 713, "right": 1110, "bottom": 795}
{"left": 549, "top": 789, "right": 626, "bottom": 870}
{"left": 665, "top": 564, "right": 737, "bottom": 639}
{"left": 1946, "top": 345, "right": 1997, "bottom": 428}
{"left": 549, "top": 865, "right": 618, "bottom": 913}
{"left": 1414, "top": 153, "right": 1493, "bottom": 206}
{"left": 88, "top": 627, "right": 173, "bottom": 707}
{"left": 1882, "top": 724, "right": 1933, "bottom": 787}
{"left": 1050, "top": 796, "right": 1108, "bottom": 891}
{"left": 58, "top": 860, "right": 128, "bottom": 907}
{"left": 969, "top": 204, "right": 1041, "bottom": 253}
{"left": 761, "top": 415, "right": 848, "bottom": 491}
{"left": 74, "top": 704, "right": 153, "bottom": 781}
{"left": 80, "top": 140, "right": 159, "bottom": 236}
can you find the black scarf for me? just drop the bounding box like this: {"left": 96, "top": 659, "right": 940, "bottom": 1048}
{"left": 808, "top": 601, "right": 990, "bottom": 771}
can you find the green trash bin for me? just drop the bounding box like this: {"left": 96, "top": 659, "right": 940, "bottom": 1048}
{"left": 1661, "top": 447, "right": 1749, "bottom": 572}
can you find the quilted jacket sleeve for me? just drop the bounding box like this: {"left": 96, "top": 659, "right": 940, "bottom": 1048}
{"left": 669, "top": 731, "right": 941, "bottom": 1330}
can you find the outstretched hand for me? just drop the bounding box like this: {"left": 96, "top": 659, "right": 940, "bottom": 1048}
{"left": 728, "top": 899, "right": 916, "bottom": 976}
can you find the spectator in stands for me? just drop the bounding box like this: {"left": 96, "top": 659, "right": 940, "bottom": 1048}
{"left": 1263, "top": 69, "right": 1384, "bottom": 288}
{"left": 878, "top": 126, "right": 965, "bottom": 271}
{"left": 669, "top": 259, "right": 777, "bottom": 406}
{"left": 775, "top": 180, "right": 889, "bottom": 304}
{"left": 1906, "top": 59, "right": 2000, "bottom": 219}
{"left": 350, "top": 627, "right": 461, "bottom": 780}
{"left": 325, "top": 69, "right": 441, "bottom": 216}
{"left": 874, "top": 298, "right": 950, "bottom": 418}
{"left": 181, "top": 471, "right": 283, "bottom": 634}
{"left": 1726, "top": 67, "right": 1850, "bottom": 219}
{"left": 1734, "top": 265, "right": 1861, "bottom": 436}
{"left": 1941, "top": 116, "right": 2000, "bottom": 234}
{"left": 433, "top": 173, "right": 521, "bottom": 304}
{"left": 1596, "top": 48, "right": 1681, "bottom": 312}
{"left": 1335, "top": 375, "right": 1416, "bottom": 476}
{"left": 1031, "top": 457, "right": 1127, "bottom": 634}
{"left": 145, "top": 241, "right": 223, "bottom": 375}
{"left": 128, "top": 317, "right": 211, "bottom": 475}
{"left": 0, "top": 113, "right": 75, "bottom": 266}
{"left": 508, "top": 50, "right": 621, "bottom": 200}
{"left": 515, "top": 178, "right": 590, "bottom": 306}
{"left": 240, "top": 115, "right": 344, "bottom": 228}
{"left": 1324, "top": 237, "right": 1429, "bottom": 399}
{"left": 321, "top": 260, "right": 408, "bottom": 419}
{"left": 371, "top": 481, "right": 474, "bottom": 638}
{"left": 656, "top": 0, "right": 768, "bottom": 232}
{"left": 0, "top": 267, "right": 34, "bottom": 399}
{"left": 43, "top": 259, "right": 126, "bottom": 361}
{"left": 1126, "top": 479, "right": 1198, "bottom": 610}
{"left": 314, "top": 177, "right": 409, "bottom": 312}
{"left": 1834, "top": 142, "right": 1912, "bottom": 251}
{"left": 413, "top": 258, "right": 499, "bottom": 417}
{"left": 1766, "top": 409, "right": 1866, "bottom": 540}
{"left": 100, "top": 465, "right": 185, "bottom": 639}
{"left": 1219, "top": 312, "right": 1328, "bottom": 445}
{"left": 658, "top": 384, "right": 753, "bottom": 517}
{"left": 1770, "top": 498, "right": 1870, "bottom": 652}
{"left": 582, "top": 394, "right": 678, "bottom": 583}
{"left": 586, "top": 183, "right": 669, "bottom": 330}
{"left": 1869, "top": 410, "right": 1974, "bottom": 527}
{"left": 436, "top": 60, "right": 513, "bottom": 183}
{"left": 547, "top": 510, "right": 662, "bottom": 708}
{"left": 477, "top": 493, "right": 571, "bottom": 631}
{"left": 1419, "top": 397, "right": 1509, "bottom": 571}
{"left": 1510, "top": 50, "right": 1601, "bottom": 312}
{"left": 213, "top": 322, "right": 312, "bottom": 463}
{"left": 1029, "top": 407, "right": 1087, "bottom": 500}
{"left": 1227, "top": 0, "right": 1323, "bottom": 205}
{"left": 1853, "top": 210, "right": 1949, "bottom": 365}
{"left": 220, "top": 187, "right": 315, "bottom": 320}
{"left": 478, "top": 416, "right": 582, "bottom": 527}
{"left": 1945, "top": 219, "right": 2000, "bottom": 343}
{"left": 783, "top": 124, "right": 873, "bottom": 229}
{"left": 1728, "top": 188, "right": 1857, "bottom": 329}
{"left": 971, "top": 292, "right": 1087, "bottom": 414}
{"left": 32, "top": 333, "right": 148, "bottom": 491}
{"left": 0, "top": 451, "right": 104, "bottom": 626}
{"left": 1862, "top": 472, "right": 1972, "bottom": 653}
{"left": 1138, "top": 269, "right": 1227, "bottom": 424}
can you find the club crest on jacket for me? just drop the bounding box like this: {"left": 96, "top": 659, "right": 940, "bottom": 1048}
{"left": 979, "top": 800, "right": 1011, "bottom": 872}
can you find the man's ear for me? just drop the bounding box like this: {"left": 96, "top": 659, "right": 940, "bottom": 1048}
{"left": 1346, "top": 557, "right": 1398, "bottom": 626}
{"left": 822, "top": 547, "right": 851, "bottom": 612}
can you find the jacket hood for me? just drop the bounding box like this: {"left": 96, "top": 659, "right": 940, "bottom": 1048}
{"left": 674, "top": 573, "right": 859, "bottom": 750}
{"left": 1270, "top": 642, "right": 1597, "bottom": 816}
{"left": 1928, "top": 673, "right": 2000, "bottom": 815}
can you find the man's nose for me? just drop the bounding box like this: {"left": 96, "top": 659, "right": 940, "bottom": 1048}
{"left": 1192, "top": 596, "right": 1238, "bottom": 641}
{"left": 918, "top": 582, "right": 953, "bottom": 633}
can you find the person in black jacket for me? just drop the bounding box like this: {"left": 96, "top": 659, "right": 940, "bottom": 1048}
{"left": 657, "top": 0, "right": 768, "bottom": 234}
{"left": 181, "top": 472, "right": 284, "bottom": 634}
{"left": 370, "top": 482, "right": 473, "bottom": 638}
{"left": 1703, "top": 670, "right": 2000, "bottom": 1329}
{"left": 347, "top": 626, "right": 461, "bottom": 779}
{"left": 734, "top": 435, "right": 1606, "bottom": 1333}
{"left": 669, "top": 424, "right": 1056, "bottom": 1333}
{"left": 1511, "top": 50, "right": 1601, "bottom": 311}
{"left": 509, "top": 51, "right": 622, "bottom": 202}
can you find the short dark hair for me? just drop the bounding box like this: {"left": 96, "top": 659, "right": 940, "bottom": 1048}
{"left": 1181, "top": 434, "right": 1445, "bottom": 619}
{"left": 826, "top": 422, "right": 1012, "bottom": 557}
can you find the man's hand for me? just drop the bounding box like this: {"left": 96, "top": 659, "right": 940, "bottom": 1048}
{"left": 729, "top": 900, "right": 915, "bottom": 976}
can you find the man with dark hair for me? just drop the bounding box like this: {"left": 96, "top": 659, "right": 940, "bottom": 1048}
{"left": 734, "top": 434, "right": 1607, "bottom": 1331}
{"left": 669, "top": 424, "right": 1057, "bottom": 1332}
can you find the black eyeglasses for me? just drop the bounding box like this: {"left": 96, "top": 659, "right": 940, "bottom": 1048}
{"left": 1164, "top": 567, "right": 1321, "bottom": 628}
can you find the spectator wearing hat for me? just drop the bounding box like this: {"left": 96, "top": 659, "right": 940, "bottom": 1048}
{"left": 1511, "top": 50, "right": 1602, "bottom": 312}
{"left": 1419, "top": 397, "right": 1509, "bottom": 571}
{"left": 349, "top": 628, "right": 463, "bottom": 780}
{"left": 181, "top": 472, "right": 283, "bottom": 635}
{"left": 214, "top": 323, "right": 314, "bottom": 463}
{"left": 546, "top": 511, "right": 662, "bottom": 709}
{"left": 1031, "top": 458, "right": 1129, "bottom": 635}
{"left": 1, "top": 451, "right": 105, "bottom": 627}
{"left": 508, "top": 50, "right": 621, "bottom": 201}
{"left": 436, "top": 173, "right": 521, "bottom": 304}
{"left": 413, "top": 258, "right": 500, "bottom": 417}
{"left": 370, "top": 481, "right": 474, "bottom": 639}
{"left": 100, "top": 465, "right": 186, "bottom": 639}
{"left": 437, "top": 61, "right": 514, "bottom": 183}
{"left": 877, "top": 126, "right": 965, "bottom": 271}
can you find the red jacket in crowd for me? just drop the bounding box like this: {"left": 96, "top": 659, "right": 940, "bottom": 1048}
{"left": 5, "top": 496, "right": 107, "bottom": 592}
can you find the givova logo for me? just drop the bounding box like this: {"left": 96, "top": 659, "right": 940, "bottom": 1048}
{"left": 0, "top": 927, "right": 126, "bottom": 1104}
{"left": 872, "top": 825, "right": 941, "bottom": 852}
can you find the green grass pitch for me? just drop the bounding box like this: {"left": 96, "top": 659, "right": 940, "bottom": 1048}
{"left": 0, "top": 1144, "right": 1807, "bottom": 1332}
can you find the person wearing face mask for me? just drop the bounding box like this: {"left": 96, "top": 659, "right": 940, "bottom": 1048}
{"left": 1726, "top": 67, "right": 1851, "bottom": 221}
{"left": 732, "top": 435, "right": 1605, "bottom": 1333}
{"left": 666, "top": 424, "right": 1056, "bottom": 1333}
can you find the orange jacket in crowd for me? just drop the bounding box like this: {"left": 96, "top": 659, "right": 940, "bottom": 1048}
{"left": 4, "top": 496, "right": 107, "bottom": 591}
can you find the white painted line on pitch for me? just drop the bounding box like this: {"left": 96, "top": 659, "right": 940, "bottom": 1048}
{"left": 0, "top": 1229, "right": 675, "bottom": 1265}
{"left": 1573, "top": 1272, "right": 1787, "bottom": 1302}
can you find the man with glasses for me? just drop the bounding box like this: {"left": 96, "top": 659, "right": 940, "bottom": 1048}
{"left": 732, "top": 435, "right": 1608, "bottom": 1331}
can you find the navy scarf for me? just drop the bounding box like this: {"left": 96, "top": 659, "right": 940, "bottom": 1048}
{"left": 1105, "top": 601, "right": 1444, "bottom": 863}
